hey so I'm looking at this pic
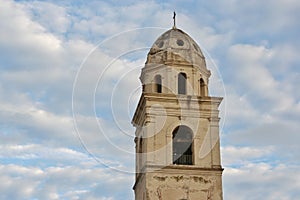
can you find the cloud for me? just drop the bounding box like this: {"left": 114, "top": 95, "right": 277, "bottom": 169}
{"left": 0, "top": 100, "right": 77, "bottom": 145}
{"left": 0, "top": 144, "right": 94, "bottom": 166}
{"left": 222, "top": 146, "right": 274, "bottom": 166}
{"left": 227, "top": 44, "right": 277, "bottom": 96}
{"left": 224, "top": 163, "right": 300, "bottom": 200}
{"left": 0, "top": 163, "right": 134, "bottom": 200}
{"left": 223, "top": 145, "right": 300, "bottom": 199}
{"left": 0, "top": 0, "right": 63, "bottom": 69}
{"left": 25, "top": 1, "right": 70, "bottom": 35}
{"left": 198, "top": 0, "right": 300, "bottom": 43}
{"left": 222, "top": 42, "right": 300, "bottom": 167}
{"left": 225, "top": 43, "right": 299, "bottom": 122}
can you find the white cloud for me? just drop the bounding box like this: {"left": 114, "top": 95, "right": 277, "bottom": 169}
{"left": 202, "top": 0, "right": 300, "bottom": 41}
{"left": 0, "top": 101, "right": 77, "bottom": 144}
{"left": 222, "top": 88, "right": 259, "bottom": 128}
{"left": 0, "top": 0, "right": 62, "bottom": 68}
{"left": 0, "top": 163, "right": 134, "bottom": 200}
{"left": 25, "top": 1, "right": 70, "bottom": 35}
{"left": 223, "top": 163, "right": 300, "bottom": 199}
{"left": 226, "top": 43, "right": 299, "bottom": 120}
{"left": 0, "top": 164, "right": 42, "bottom": 199}
{"left": 0, "top": 144, "right": 94, "bottom": 166}
{"left": 222, "top": 146, "right": 274, "bottom": 166}
{"left": 228, "top": 44, "right": 276, "bottom": 94}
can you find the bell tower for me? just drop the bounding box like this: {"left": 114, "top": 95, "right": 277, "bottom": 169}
{"left": 132, "top": 22, "right": 223, "bottom": 200}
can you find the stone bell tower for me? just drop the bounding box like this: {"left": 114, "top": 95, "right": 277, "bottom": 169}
{"left": 132, "top": 18, "right": 223, "bottom": 200}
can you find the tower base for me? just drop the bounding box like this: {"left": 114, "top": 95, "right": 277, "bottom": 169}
{"left": 134, "top": 165, "right": 223, "bottom": 200}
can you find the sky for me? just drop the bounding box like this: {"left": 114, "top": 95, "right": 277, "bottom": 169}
{"left": 0, "top": 0, "right": 300, "bottom": 199}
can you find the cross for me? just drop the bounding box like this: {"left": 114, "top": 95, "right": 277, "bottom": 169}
{"left": 173, "top": 11, "right": 176, "bottom": 29}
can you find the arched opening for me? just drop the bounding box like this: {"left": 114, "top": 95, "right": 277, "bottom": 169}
{"left": 154, "top": 75, "right": 162, "bottom": 93}
{"left": 138, "top": 137, "right": 143, "bottom": 174}
{"left": 172, "top": 125, "right": 193, "bottom": 165}
{"left": 178, "top": 73, "right": 187, "bottom": 94}
{"left": 139, "top": 138, "right": 143, "bottom": 153}
{"left": 200, "top": 78, "right": 205, "bottom": 96}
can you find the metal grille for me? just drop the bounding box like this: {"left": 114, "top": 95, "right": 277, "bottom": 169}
{"left": 173, "top": 154, "right": 192, "bottom": 165}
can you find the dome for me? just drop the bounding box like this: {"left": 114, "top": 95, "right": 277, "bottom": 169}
{"left": 146, "top": 28, "right": 206, "bottom": 69}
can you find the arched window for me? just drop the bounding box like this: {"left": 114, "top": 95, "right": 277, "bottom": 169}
{"left": 172, "top": 125, "right": 193, "bottom": 165}
{"left": 178, "top": 73, "right": 187, "bottom": 94}
{"left": 200, "top": 78, "right": 205, "bottom": 96}
{"left": 139, "top": 138, "right": 143, "bottom": 153}
{"left": 154, "top": 75, "right": 162, "bottom": 93}
{"left": 138, "top": 137, "right": 143, "bottom": 175}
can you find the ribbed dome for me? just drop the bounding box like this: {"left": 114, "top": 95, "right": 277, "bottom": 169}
{"left": 146, "top": 28, "right": 206, "bottom": 69}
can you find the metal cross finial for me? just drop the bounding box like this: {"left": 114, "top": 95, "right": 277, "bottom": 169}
{"left": 173, "top": 11, "right": 176, "bottom": 29}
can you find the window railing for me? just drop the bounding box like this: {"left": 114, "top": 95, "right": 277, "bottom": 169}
{"left": 173, "top": 154, "right": 192, "bottom": 165}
